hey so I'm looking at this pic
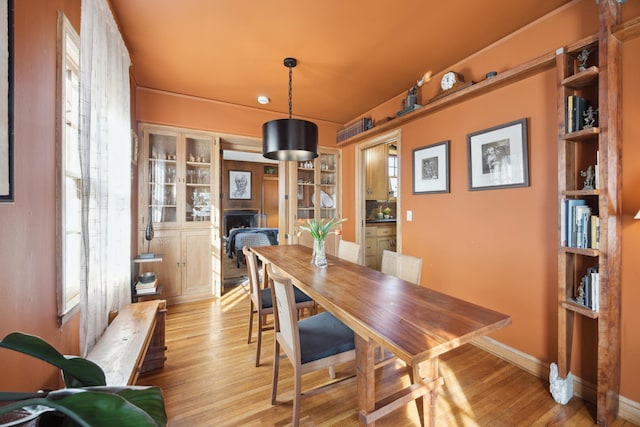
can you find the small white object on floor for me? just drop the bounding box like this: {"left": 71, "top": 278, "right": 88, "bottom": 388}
{"left": 549, "top": 362, "right": 573, "bottom": 405}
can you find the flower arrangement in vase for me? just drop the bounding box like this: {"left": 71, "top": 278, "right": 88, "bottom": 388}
{"left": 297, "top": 217, "right": 347, "bottom": 268}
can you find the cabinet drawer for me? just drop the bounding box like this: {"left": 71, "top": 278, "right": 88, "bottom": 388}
{"left": 365, "top": 227, "right": 377, "bottom": 237}
{"left": 364, "top": 237, "right": 376, "bottom": 252}
{"left": 376, "top": 226, "right": 396, "bottom": 237}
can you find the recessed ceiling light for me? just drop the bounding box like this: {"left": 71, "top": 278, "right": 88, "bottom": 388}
{"left": 257, "top": 95, "right": 270, "bottom": 105}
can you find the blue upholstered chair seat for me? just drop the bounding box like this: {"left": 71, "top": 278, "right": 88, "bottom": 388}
{"left": 260, "top": 287, "right": 312, "bottom": 310}
{"left": 298, "top": 312, "right": 355, "bottom": 364}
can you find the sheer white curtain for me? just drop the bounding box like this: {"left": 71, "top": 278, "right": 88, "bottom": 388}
{"left": 79, "top": 0, "right": 132, "bottom": 355}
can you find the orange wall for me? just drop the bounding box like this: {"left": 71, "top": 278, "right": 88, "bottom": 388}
{"left": 341, "top": 0, "right": 640, "bottom": 404}
{"left": 620, "top": 36, "right": 640, "bottom": 403}
{"left": 135, "top": 88, "right": 342, "bottom": 148}
{"left": 0, "top": 0, "right": 81, "bottom": 391}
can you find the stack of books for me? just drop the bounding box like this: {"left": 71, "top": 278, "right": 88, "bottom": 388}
{"left": 336, "top": 117, "right": 373, "bottom": 143}
{"left": 135, "top": 278, "right": 158, "bottom": 295}
{"left": 560, "top": 199, "right": 600, "bottom": 250}
{"left": 565, "top": 95, "right": 589, "bottom": 133}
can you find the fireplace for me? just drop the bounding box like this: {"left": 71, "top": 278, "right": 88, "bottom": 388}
{"left": 223, "top": 210, "right": 261, "bottom": 237}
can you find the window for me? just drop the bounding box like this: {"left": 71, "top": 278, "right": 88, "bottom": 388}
{"left": 388, "top": 147, "right": 398, "bottom": 199}
{"left": 56, "top": 13, "right": 81, "bottom": 323}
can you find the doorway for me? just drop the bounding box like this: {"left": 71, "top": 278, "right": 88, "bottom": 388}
{"left": 357, "top": 130, "right": 401, "bottom": 269}
{"left": 219, "top": 141, "right": 280, "bottom": 291}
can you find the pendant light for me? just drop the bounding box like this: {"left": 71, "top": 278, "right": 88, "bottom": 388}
{"left": 263, "top": 57, "right": 318, "bottom": 161}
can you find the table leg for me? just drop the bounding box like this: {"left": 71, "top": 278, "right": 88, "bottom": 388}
{"left": 355, "top": 334, "right": 376, "bottom": 426}
{"left": 413, "top": 358, "right": 439, "bottom": 427}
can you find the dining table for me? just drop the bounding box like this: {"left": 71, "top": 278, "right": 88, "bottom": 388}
{"left": 251, "top": 244, "right": 512, "bottom": 426}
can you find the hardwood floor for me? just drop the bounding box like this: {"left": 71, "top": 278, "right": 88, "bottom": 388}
{"left": 138, "top": 286, "right": 634, "bottom": 426}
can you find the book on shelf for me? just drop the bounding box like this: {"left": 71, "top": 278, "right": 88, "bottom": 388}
{"left": 574, "top": 267, "right": 599, "bottom": 312}
{"left": 562, "top": 199, "right": 586, "bottom": 247}
{"left": 565, "top": 95, "right": 589, "bottom": 133}
{"left": 591, "top": 215, "right": 600, "bottom": 250}
{"left": 574, "top": 205, "right": 591, "bottom": 249}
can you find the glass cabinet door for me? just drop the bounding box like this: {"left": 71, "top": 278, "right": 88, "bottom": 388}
{"left": 297, "top": 160, "right": 316, "bottom": 220}
{"left": 147, "top": 132, "right": 178, "bottom": 225}
{"left": 319, "top": 153, "right": 338, "bottom": 220}
{"left": 184, "top": 135, "right": 212, "bottom": 224}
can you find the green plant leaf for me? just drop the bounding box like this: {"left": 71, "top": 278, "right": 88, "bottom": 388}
{"left": 0, "top": 332, "right": 106, "bottom": 387}
{"left": 8, "top": 388, "right": 165, "bottom": 427}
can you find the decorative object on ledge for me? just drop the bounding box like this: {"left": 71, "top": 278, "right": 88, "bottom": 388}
{"left": 580, "top": 165, "right": 595, "bottom": 190}
{"left": 336, "top": 117, "right": 373, "bottom": 142}
{"left": 485, "top": 71, "right": 498, "bottom": 79}
{"left": 429, "top": 70, "right": 474, "bottom": 103}
{"left": 467, "top": 118, "right": 529, "bottom": 191}
{"left": 576, "top": 48, "right": 591, "bottom": 71}
{"left": 263, "top": 57, "right": 318, "bottom": 161}
{"left": 412, "top": 140, "right": 450, "bottom": 194}
{"left": 397, "top": 71, "right": 431, "bottom": 117}
{"left": 583, "top": 105, "right": 598, "bottom": 129}
{"left": 140, "top": 205, "right": 155, "bottom": 258}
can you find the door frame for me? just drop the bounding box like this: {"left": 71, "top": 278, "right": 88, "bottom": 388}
{"left": 356, "top": 129, "right": 402, "bottom": 254}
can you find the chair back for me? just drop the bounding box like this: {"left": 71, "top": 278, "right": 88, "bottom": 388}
{"left": 380, "top": 250, "right": 422, "bottom": 284}
{"left": 239, "top": 232, "right": 271, "bottom": 249}
{"left": 338, "top": 240, "right": 361, "bottom": 264}
{"left": 243, "top": 246, "right": 262, "bottom": 305}
{"left": 267, "top": 264, "right": 300, "bottom": 362}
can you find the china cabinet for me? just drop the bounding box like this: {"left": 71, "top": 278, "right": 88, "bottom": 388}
{"left": 138, "top": 124, "right": 215, "bottom": 304}
{"left": 289, "top": 148, "right": 341, "bottom": 255}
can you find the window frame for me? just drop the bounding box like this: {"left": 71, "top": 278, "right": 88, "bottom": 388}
{"left": 56, "top": 12, "right": 81, "bottom": 324}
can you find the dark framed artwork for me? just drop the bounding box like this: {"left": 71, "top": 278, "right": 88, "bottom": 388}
{"left": 0, "top": 0, "right": 13, "bottom": 202}
{"left": 229, "top": 170, "right": 251, "bottom": 200}
{"left": 467, "top": 118, "right": 529, "bottom": 191}
{"left": 412, "top": 140, "right": 449, "bottom": 194}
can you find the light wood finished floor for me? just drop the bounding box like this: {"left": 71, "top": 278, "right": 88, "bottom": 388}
{"left": 138, "top": 285, "right": 634, "bottom": 426}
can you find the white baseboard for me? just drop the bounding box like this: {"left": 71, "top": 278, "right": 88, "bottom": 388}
{"left": 470, "top": 336, "right": 640, "bottom": 425}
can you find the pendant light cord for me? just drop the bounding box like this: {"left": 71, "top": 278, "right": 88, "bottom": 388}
{"left": 288, "top": 64, "right": 293, "bottom": 119}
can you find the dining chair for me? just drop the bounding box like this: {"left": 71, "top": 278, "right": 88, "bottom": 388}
{"left": 244, "top": 246, "right": 315, "bottom": 367}
{"left": 337, "top": 239, "right": 361, "bottom": 264}
{"left": 236, "top": 232, "right": 271, "bottom": 268}
{"left": 267, "top": 263, "right": 355, "bottom": 427}
{"left": 378, "top": 250, "right": 423, "bottom": 366}
{"left": 380, "top": 249, "right": 422, "bottom": 283}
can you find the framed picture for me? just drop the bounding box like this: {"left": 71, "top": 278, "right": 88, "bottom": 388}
{"left": 413, "top": 141, "right": 449, "bottom": 194}
{"left": 0, "top": 0, "right": 13, "bottom": 202}
{"left": 467, "top": 118, "right": 529, "bottom": 191}
{"left": 229, "top": 170, "right": 251, "bottom": 200}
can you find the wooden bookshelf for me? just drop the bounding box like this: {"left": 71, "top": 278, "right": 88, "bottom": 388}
{"left": 556, "top": 1, "right": 622, "bottom": 425}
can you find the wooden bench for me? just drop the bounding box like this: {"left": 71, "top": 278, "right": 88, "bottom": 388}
{"left": 87, "top": 299, "right": 167, "bottom": 385}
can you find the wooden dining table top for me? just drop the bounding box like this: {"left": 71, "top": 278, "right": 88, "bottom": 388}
{"left": 251, "top": 244, "right": 512, "bottom": 367}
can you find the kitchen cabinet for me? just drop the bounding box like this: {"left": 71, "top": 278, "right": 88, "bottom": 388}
{"left": 364, "top": 223, "right": 396, "bottom": 271}
{"left": 365, "top": 143, "right": 389, "bottom": 200}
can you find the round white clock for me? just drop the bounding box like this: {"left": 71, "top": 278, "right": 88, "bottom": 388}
{"left": 440, "top": 71, "right": 464, "bottom": 91}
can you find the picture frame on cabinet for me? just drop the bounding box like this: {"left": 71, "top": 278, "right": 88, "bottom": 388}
{"left": 0, "top": 0, "right": 14, "bottom": 202}
{"left": 229, "top": 170, "right": 251, "bottom": 200}
{"left": 467, "top": 118, "right": 529, "bottom": 191}
{"left": 412, "top": 140, "right": 450, "bottom": 194}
